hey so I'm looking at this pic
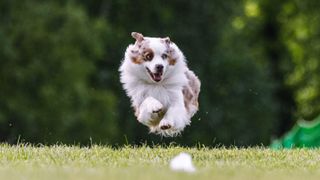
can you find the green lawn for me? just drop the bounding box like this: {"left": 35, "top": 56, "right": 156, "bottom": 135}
{"left": 0, "top": 144, "right": 320, "bottom": 180}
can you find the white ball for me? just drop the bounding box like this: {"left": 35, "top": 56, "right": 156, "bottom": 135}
{"left": 170, "top": 152, "right": 196, "bottom": 173}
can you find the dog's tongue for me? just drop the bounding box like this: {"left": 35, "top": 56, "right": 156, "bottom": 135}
{"left": 154, "top": 73, "right": 162, "bottom": 82}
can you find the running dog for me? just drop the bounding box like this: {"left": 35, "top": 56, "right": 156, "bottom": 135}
{"left": 119, "top": 32, "right": 200, "bottom": 136}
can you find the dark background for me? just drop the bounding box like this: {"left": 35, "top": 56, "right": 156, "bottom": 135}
{"left": 1, "top": 0, "right": 319, "bottom": 146}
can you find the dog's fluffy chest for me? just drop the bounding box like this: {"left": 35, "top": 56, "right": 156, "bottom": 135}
{"left": 144, "top": 84, "right": 178, "bottom": 109}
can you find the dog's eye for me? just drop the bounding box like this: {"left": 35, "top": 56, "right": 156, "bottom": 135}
{"left": 145, "top": 53, "right": 153, "bottom": 61}
{"left": 161, "top": 54, "right": 168, "bottom": 59}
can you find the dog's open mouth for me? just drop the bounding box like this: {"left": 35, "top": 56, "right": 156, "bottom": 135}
{"left": 146, "top": 68, "right": 163, "bottom": 82}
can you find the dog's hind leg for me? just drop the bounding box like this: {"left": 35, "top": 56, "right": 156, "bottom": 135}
{"left": 137, "top": 97, "right": 164, "bottom": 127}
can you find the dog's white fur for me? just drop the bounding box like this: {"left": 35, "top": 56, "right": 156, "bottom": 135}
{"left": 119, "top": 32, "right": 200, "bottom": 136}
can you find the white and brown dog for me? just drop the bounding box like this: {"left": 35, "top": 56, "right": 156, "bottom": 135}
{"left": 119, "top": 32, "right": 200, "bottom": 136}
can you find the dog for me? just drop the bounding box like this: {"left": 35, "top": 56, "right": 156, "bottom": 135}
{"left": 119, "top": 32, "right": 200, "bottom": 136}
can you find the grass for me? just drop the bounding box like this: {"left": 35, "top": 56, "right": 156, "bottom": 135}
{"left": 1, "top": 144, "right": 320, "bottom": 180}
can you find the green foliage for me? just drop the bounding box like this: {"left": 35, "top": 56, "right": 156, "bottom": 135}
{"left": 1, "top": 0, "right": 319, "bottom": 146}
{"left": 0, "top": 1, "right": 118, "bottom": 144}
{"left": 280, "top": 1, "right": 320, "bottom": 119}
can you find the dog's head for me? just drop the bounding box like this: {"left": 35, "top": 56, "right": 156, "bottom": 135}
{"left": 128, "top": 32, "right": 179, "bottom": 83}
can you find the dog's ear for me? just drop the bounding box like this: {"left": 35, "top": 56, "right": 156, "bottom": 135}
{"left": 131, "top": 32, "right": 144, "bottom": 42}
{"left": 163, "top": 37, "right": 171, "bottom": 45}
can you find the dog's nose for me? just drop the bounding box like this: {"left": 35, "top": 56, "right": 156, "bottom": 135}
{"left": 155, "top": 64, "right": 163, "bottom": 72}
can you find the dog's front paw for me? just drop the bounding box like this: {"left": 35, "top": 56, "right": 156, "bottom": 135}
{"left": 147, "top": 97, "right": 163, "bottom": 119}
{"left": 143, "top": 96, "right": 163, "bottom": 118}
{"left": 138, "top": 97, "right": 163, "bottom": 126}
{"left": 159, "top": 119, "right": 174, "bottom": 130}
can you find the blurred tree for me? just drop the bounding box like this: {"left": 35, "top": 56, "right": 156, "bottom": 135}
{"left": 280, "top": 0, "right": 320, "bottom": 120}
{"left": 255, "top": 0, "right": 296, "bottom": 136}
{"left": 0, "top": 0, "right": 118, "bottom": 144}
{"left": 2, "top": 0, "right": 318, "bottom": 146}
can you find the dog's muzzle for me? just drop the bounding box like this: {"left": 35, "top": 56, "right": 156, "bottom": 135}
{"left": 146, "top": 65, "right": 163, "bottom": 82}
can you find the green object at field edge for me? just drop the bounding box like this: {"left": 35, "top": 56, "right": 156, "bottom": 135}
{"left": 271, "top": 115, "right": 320, "bottom": 149}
